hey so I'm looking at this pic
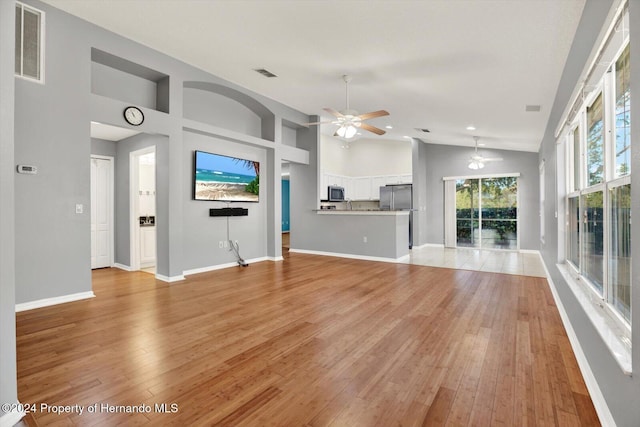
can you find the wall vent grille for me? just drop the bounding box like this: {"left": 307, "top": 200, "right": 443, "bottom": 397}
{"left": 254, "top": 68, "right": 278, "bottom": 78}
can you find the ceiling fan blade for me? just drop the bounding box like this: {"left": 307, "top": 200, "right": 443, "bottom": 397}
{"left": 357, "top": 110, "right": 389, "bottom": 121}
{"left": 324, "top": 108, "right": 344, "bottom": 118}
{"left": 484, "top": 157, "right": 503, "bottom": 162}
{"left": 359, "top": 122, "right": 386, "bottom": 135}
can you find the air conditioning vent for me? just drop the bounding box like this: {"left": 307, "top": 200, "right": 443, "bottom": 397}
{"left": 254, "top": 68, "right": 277, "bottom": 78}
{"left": 525, "top": 105, "right": 541, "bottom": 112}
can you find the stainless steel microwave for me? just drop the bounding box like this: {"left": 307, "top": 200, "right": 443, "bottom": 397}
{"left": 328, "top": 186, "right": 345, "bottom": 202}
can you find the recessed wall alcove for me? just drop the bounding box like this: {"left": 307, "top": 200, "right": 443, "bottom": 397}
{"left": 91, "top": 48, "right": 170, "bottom": 113}
{"left": 183, "top": 81, "right": 275, "bottom": 141}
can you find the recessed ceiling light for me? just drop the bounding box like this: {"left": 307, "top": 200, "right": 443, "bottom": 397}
{"left": 466, "top": 125, "right": 476, "bottom": 131}
{"left": 385, "top": 125, "right": 393, "bottom": 129}
{"left": 403, "top": 136, "right": 411, "bottom": 139}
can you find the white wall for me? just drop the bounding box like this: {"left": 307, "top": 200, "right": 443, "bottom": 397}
{"left": 321, "top": 135, "right": 411, "bottom": 177}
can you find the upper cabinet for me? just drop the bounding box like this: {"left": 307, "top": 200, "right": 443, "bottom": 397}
{"left": 321, "top": 173, "right": 411, "bottom": 200}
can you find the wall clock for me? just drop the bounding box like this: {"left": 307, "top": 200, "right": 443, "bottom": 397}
{"left": 123, "top": 106, "right": 144, "bottom": 126}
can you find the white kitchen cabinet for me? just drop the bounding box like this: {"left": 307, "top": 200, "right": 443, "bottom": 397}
{"left": 352, "top": 177, "right": 372, "bottom": 200}
{"left": 140, "top": 226, "right": 156, "bottom": 268}
{"left": 320, "top": 173, "right": 411, "bottom": 200}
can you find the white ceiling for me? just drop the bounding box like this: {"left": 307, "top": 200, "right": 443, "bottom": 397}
{"left": 90, "top": 121, "right": 140, "bottom": 141}
{"left": 46, "top": 0, "right": 586, "bottom": 152}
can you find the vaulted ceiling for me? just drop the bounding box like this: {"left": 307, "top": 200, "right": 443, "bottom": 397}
{"left": 44, "top": 0, "right": 586, "bottom": 152}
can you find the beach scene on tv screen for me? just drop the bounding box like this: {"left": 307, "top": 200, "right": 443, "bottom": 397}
{"left": 194, "top": 151, "right": 259, "bottom": 202}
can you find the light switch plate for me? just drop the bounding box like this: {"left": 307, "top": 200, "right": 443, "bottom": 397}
{"left": 76, "top": 204, "right": 83, "bottom": 214}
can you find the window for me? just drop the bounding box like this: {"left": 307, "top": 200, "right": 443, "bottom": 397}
{"left": 571, "top": 126, "right": 581, "bottom": 191}
{"left": 609, "top": 183, "right": 631, "bottom": 321}
{"left": 564, "top": 42, "right": 631, "bottom": 326}
{"left": 567, "top": 196, "right": 580, "bottom": 269}
{"left": 586, "top": 93, "right": 604, "bottom": 186}
{"left": 455, "top": 176, "right": 518, "bottom": 250}
{"left": 582, "top": 190, "right": 604, "bottom": 294}
{"left": 15, "top": 2, "right": 44, "bottom": 82}
{"left": 614, "top": 44, "right": 631, "bottom": 178}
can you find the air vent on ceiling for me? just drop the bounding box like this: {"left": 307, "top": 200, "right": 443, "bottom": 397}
{"left": 525, "top": 105, "right": 541, "bottom": 112}
{"left": 415, "top": 128, "right": 431, "bottom": 133}
{"left": 254, "top": 68, "right": 277, "bottom": 78}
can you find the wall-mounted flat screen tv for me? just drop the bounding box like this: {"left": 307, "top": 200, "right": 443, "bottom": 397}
{"left": 193, "top": 150, "right": 259, "bottom": 202}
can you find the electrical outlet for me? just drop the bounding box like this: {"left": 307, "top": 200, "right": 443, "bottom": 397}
{"left": 363, "top": 236, "right": 367, "bottom": 243}
{"left": 75, "top": 204, "right": 83, "bottom": 214}
{"left": 219, "top": 241, "right": 224, "bottom": 249}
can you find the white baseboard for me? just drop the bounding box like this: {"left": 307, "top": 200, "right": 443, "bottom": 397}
{"left": 114, "top": 263, "right": 133, "bottom": 271}
{"left": 15, "top": 291, "right": 96, "bottom": 312}
{"left": 268, "top": 256, "right": 284, "bottom": 262}
{"left": 413, "top": 243, "right": 445, "bottom": 249}
{"left": 0, "top": 403, "right": 25, "bottom": 427}
{"left": 155, "top": 273, "right": 185, "bottom": 283}
{"left": 289, "top": 248, "right": 408, "bottom": 264}
{"left": 540, "top": 260, "right": 616, "bottom": 427}
{"left": 519, "top": 249, "right": 541, "bottom": 255}
{"left": 183, "top": 257, "right": 269, "bottom": 277}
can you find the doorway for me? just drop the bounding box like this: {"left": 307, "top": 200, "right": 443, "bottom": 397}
{"left": 130, "top": 147, "right": 157, "bottom": 272}
{"left": 282, "top": 162, "right": 290, "bottom": 254}
{"left": 90, "top": 155, "right": 114, "bottom": 269}
{"left": 454, "top": 176, "right": 519, "bottom": 250}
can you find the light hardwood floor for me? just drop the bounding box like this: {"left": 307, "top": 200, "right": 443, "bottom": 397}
{"left": 16, "top": 253, "right": 599, "bottom": 426}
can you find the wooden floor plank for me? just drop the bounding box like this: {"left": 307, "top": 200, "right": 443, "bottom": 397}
{"left": 15, "top": 253, "right": 600, "bottom": 426}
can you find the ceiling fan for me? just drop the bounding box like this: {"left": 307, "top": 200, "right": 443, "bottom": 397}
{"left": 304, "top": 75, "right": 389, "bottom": 139}
{"left": 468, "top": 136, "right": 503, "bottom": 169}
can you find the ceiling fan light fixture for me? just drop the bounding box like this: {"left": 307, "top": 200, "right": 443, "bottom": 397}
{"left": 337, "top": 124, "right": 357, "bottom": 139}
{"left": 468, "top": 160, "right": 485, "bottom": 170}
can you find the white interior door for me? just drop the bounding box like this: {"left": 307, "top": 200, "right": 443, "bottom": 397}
{"left": 91, "top": 156, "right": 113, "bottom": 269}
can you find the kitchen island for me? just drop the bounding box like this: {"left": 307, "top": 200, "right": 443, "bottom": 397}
{"left": 289, "top": 210, "right": 410, "bottom": 262}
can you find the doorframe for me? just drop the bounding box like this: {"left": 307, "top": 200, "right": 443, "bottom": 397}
{"left": 90, "top": 154, "right": 115, "bottom": 268}
{"left": 129, "top": 146, "right": 156, "bottom": 271}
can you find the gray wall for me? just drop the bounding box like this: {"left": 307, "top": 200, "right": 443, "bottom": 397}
{"left": 0, "top": 0, "right": 17, "bottom": 416}
{"left": 14, "top": 3, "right": 93, "bottom": 303}
{"left": 538, "top": 1, "right": 640, "bottom": 426}
{"left": 412, "top": 139, "right": 428, "bottom": 247}
{"left": 113, "top": 133, "right": 169, "bottom": 274}
{"left": 91, "top": 137, "right": 117, "bottom": 157}
{"left": 419, "top": 143, "right": 540, "bottom": 250}
{"left": 183, "top": 87, "right": 262, "bottom": 137}
{"left": 182, "top": 131, "right": 267, "bottom": 269}
{"left": 12, "top": 0, "right": 308, "bottom": 303}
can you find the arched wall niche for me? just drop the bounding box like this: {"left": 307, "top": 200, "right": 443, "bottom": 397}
{"left": 183, "top": 81, "right": 276, "bottom": 141}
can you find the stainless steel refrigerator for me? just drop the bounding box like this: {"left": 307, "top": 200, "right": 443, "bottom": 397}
{"left": 379, "top": 184, "right": 413, "bottom": 248}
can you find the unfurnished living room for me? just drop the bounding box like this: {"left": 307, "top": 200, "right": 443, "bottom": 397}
{"left": 1, "top": 0, "right": 639, "bottom": 426}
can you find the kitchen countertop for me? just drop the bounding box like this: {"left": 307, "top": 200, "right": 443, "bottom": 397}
{"left": 314, "top": 209, "right": 410, "bottom": 215}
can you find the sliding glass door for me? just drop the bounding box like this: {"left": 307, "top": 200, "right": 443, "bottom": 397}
{"left": 455, "top": 176, "right": 518, "bottom": 250}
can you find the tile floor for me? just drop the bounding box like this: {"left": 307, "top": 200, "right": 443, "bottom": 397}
{"left": 405, "top": 245, "right": 547, "bottom": 277}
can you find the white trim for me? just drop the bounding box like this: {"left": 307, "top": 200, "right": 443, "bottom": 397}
{"left": 518, "top": 249, "right": 541, "bottom": 255}
{"left": 557, "top": 265, "right": 631, "bottom": 373}
{"left": 155, "top": 273, "right": 185, "bottom": 283}
{"left": 129, "top": 146, "right": 156, "bottom": 272}
{"left": 114, "top": 263, "right": 133, "bottom": 272}
{"left": 91, "top": 155, "right": 115, "bottom": 268}
{"left": 289, "top": 248, "right": 410, "bottom": 264}
{"left": 183, "top": 257, "right": 270, "bottom": 276}
{"left": 413, "top": 243, "right": 444, "bottom": 249}
{"left": 268, "top": 256, "right": 285, "bottom": 262}
{"left": 15, "top": 291, "right": 95, "bottom": 312}
{"left": 442, "top": 172, "right": 520, "bottom": 181}
{"left": 542, "top": 262, "right": 617, "bottom": 427}
{"left": 0, "top": 403, "right": 25, "bottom": 427}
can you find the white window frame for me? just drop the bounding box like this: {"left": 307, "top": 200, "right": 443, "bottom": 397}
{"left": 15, "top": 1, "right": 45, "bottom": 84}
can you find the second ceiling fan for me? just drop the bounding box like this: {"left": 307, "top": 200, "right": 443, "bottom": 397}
{"left": 305, "top": 75, "right": 389, "bottom": 139}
